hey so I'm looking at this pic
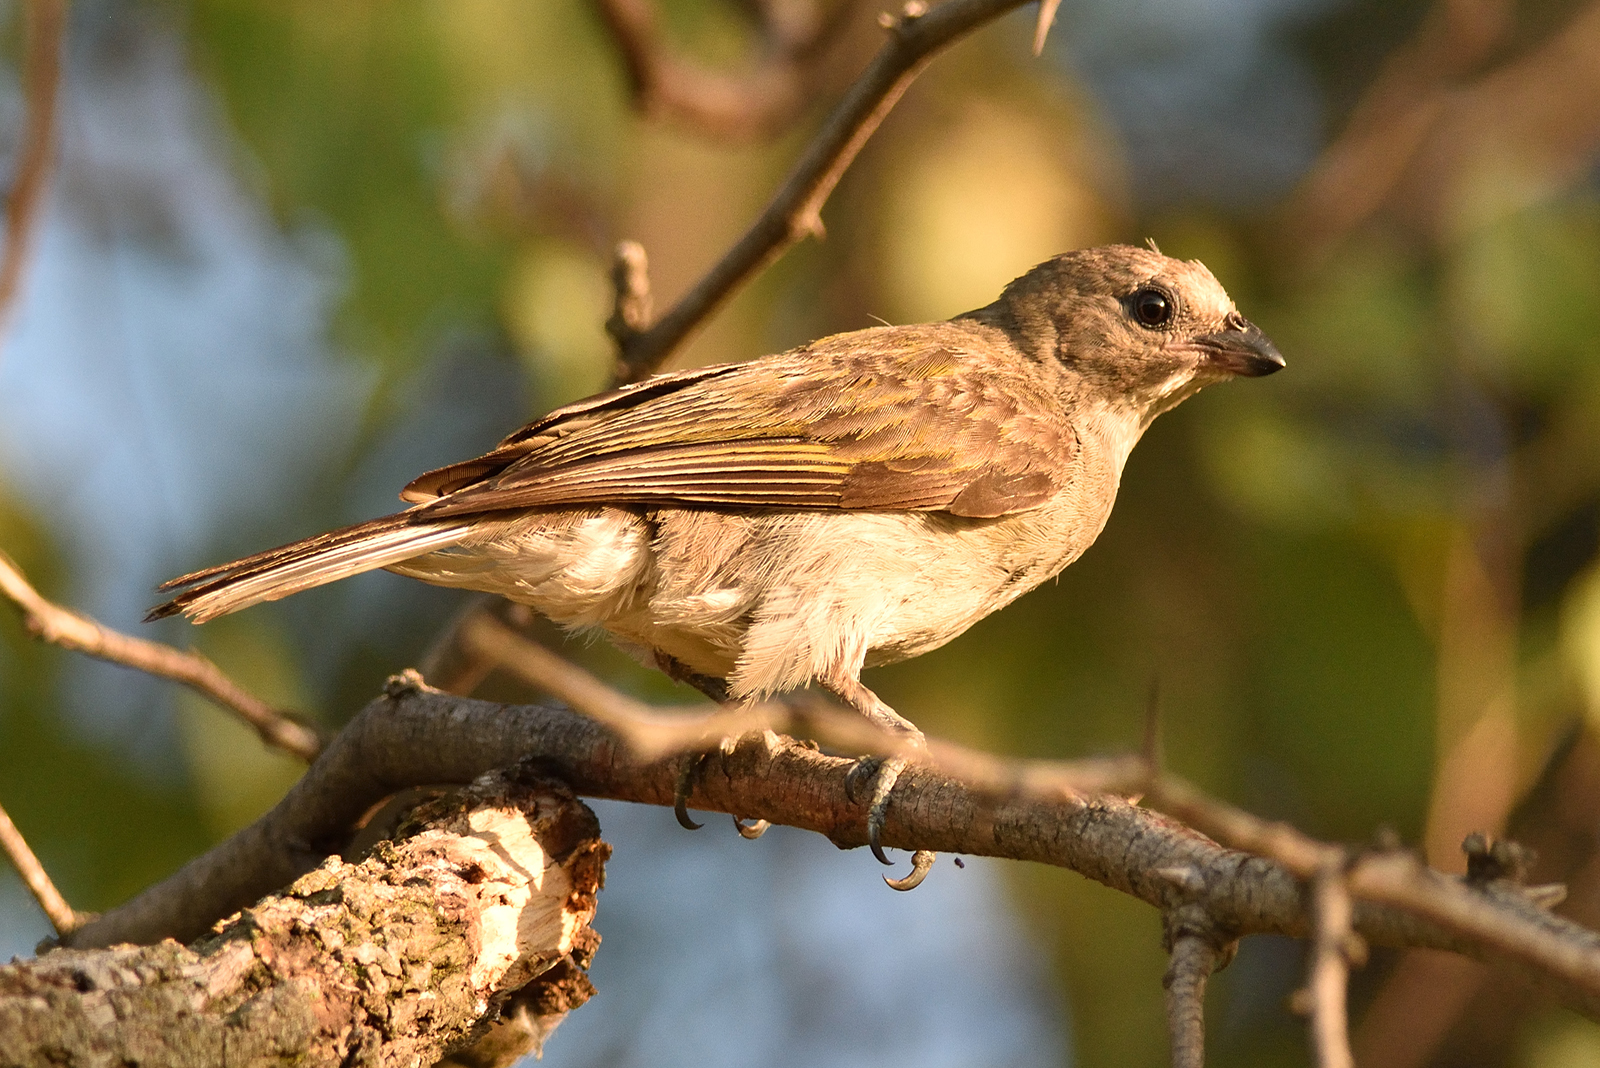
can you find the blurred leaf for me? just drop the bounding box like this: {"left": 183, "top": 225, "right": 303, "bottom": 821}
{"left": 1449, "top": 198, "right": 1600, "bottom": 394}
{"left": 176, "top": 613, "right": 310, "bottom": 838}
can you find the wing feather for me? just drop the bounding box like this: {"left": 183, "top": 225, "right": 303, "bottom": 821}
{"left": 407, "top": 325, "right": 1076, "bottom": 520}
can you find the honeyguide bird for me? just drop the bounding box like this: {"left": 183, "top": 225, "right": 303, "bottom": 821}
{"left": 151, "top": 245, "right": 1284, "bottom": 865}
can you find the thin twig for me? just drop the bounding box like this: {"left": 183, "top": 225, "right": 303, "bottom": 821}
{"left": 456, "top": 611, "right": 1149, "bottom": 794}
{"left": 0, "top": 1, "right": 318, "bottom": 764}
{"left": 1154, "top": 766, "right": 1600, "bottom": 1013}
{"left": 0, "top": 0, "right": 65, "bottom": 348}
{"left": 593, "top": 0, "right": 860, "bottom": 141}
{"left": 605, "top": 239, "right": 653, "bottom": 342}
{"left": 1148, "top": 772, "right": 1335, "bottom": 877}
{"left": 1348, "top": 849, "right": 1600, "bottom": 1009}
{"left": 0, "top": 550, "right": 323, "bottom": 761}
{"left": 1305, "top": 864, "right": 1358, "bottom": 1068}
{"left": 608, "top": 0, "right": 1034, "bottom": 382}
{"left": 0, "top": 797, "right": 79, "bottom": 934}
{"left": 1164, "top": 931, "right": 1220, "bottom": 1068}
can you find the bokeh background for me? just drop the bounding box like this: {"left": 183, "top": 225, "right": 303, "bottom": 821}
{"left": 4, "top": 0, "right": 1600, "bottom": 1065}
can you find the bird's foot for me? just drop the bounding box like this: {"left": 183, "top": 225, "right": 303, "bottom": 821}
{"left": 674, "top": 732, "right": 769, "bottom": 838}
{"left": 845, "top": 728, "right": 928, "bottom": 868}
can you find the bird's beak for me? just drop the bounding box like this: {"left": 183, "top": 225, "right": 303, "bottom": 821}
{"left": 1196, "top": 318, "right": 1285, "bottom": 377}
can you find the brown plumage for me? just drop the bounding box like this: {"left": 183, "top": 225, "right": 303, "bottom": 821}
{"left": 151, "top": 246, "right": 1282, "bottom": 755}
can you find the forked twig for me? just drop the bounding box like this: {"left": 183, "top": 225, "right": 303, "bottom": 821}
{"left": 607, "top": 0, "right": 1035, "bottom": 382}
{"left": 593, "top": 0, "right": 861, "bottom": 140}
{"left": 457, "top": 611, "right": 1150, "bottom": 794}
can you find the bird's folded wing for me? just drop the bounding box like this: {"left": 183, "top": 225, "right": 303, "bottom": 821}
{"left": 403, "top": 331, "right": 1078, "bottom": 520}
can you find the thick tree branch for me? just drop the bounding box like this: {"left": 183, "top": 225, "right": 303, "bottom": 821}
{"left": 607, "top": 0, "right": 1034, "bottom": 382}
{"left": 0, "top": 550, "right": 323, "bottom": 761}
{"left": 3, "top": 769, "right": 605, "bottom": 1068}
{"left": 57, "top": 677, "right": 1600, "bottom": 1027}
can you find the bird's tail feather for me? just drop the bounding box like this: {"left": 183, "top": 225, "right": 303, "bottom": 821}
{"left": 148, "top": 513, "right": 474, "bottom": 624}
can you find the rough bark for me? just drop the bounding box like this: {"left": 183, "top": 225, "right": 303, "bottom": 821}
{"left": 0, "top": 768, "right": 606, "bottom": 1068}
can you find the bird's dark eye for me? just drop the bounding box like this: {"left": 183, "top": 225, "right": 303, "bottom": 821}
{"left": 1131, "top": 287, "right": 1174, "bottom": 328}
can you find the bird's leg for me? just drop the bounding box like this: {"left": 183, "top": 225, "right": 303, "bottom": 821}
{"left": 653, "top": 652, "right": 732, "bottom": 704}
{"left": 824, "top": 675, "right": 929, "bottom": 871}
{"left": 654, "top": 654, "right": 769, "bottom": 837}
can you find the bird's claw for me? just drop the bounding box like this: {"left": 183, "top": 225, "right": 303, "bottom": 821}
{"left": 674, "top": 754, "right": 707, "bottom": 830}
{"left": 733, "top": 815, "right": 770, "bottom": 839}
{"left": 851, "top": 754, "right": 909, "bottom": 865}
{"left": 885, "top": 849, "right": 937, "bottom": 891}
{"left": 677, "top": 747, "right": 770, "bottom": 838}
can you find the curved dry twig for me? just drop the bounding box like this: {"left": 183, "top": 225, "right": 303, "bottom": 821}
{"left": 456, "top": 611, "right": 1147, "bottom": 791}
{"left": 593, "top": 0, "right": 861, "bottom": 140}
{"left": 0, "top": 3, "right": 318, "bottom": 768}
{"left": 0, "top": 0, "right": 65, "bottom": 347}
{"left": 0, "top": 550, "right": 323, "bottom": 761}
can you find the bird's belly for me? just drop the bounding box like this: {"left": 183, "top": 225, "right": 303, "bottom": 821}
{"left": 633, "top": 502, "right": 1102, "bottom": 699}
{"left": 392, "top": 493, "right": 1108, "bottom": 702}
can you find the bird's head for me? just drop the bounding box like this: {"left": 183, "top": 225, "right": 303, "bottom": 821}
{"left": 975, "top": 244, "right": 1283, "bottom": 426}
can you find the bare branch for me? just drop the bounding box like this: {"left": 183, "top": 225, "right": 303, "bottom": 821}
{"left": 1146, "top": 765, "right": 1600, "bottom": 1014}
{"left": 1147, "top": 769, "right": 1336, "bottom": 877}
{"left": 1164, "top": 929, "right": 1220, "bottom": 1068}
{"left": 0, "top": 0, "right": 65, "bottom": 349}
{"left": 0, "top": 798, "right": 80, "bottom": 935}
{"left": 1305, "top": 865, "right": 1358, "bottom": 1068}
{"left": 592, "top": 0, "right": 860, "bottom": 141}
{"left": 605, "top": 239, "right": 654, "bottom": 342}
{"left": 52, "top": 678, "right": 1600, "bottom": 1032}
{"left": 1347, "top": 850, "right": 1600, "bottom": 1013}
{"left": 1031, "top": 0, "right": 1060, "bottom": 55}
{"left": 456, "top": 611, "right": 1148, "bottom": 792}
{"left": 609, "top": 0, "right": 1035, "bottom": 382}
{"left": 0, "top": 550, "right": 323, "bottom": 762}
